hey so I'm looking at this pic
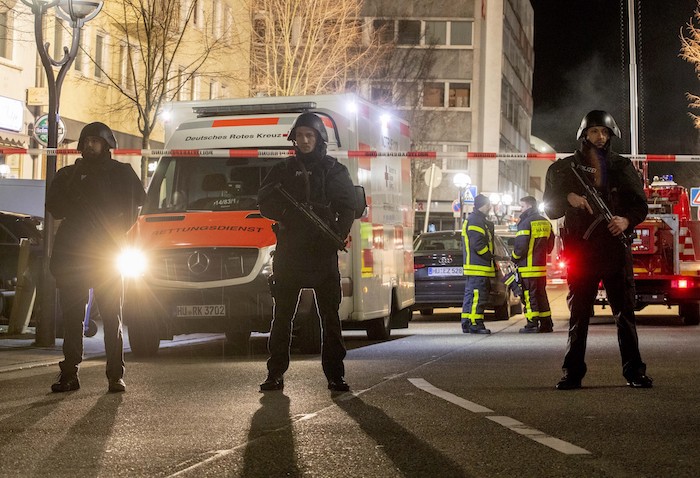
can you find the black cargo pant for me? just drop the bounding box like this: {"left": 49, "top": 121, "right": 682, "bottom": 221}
{"left": 563, "top": 254, "right": 646, "bottom": 381}
{"left": 267, "top": 269, "right": 346, "bottom": 381}
{"left": 57, "top": 273, "right": 124, "bottom": 381}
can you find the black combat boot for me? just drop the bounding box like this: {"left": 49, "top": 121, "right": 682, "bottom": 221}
{"left": 469, "top": 320, "right": 491, "bottom": 334}
{"left": 51, "top": 373, "right": 80, "bottom": 393}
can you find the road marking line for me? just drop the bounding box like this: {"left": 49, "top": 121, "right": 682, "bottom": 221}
{"left": 408, "top": 378, "right": 493, "bottom": 413}
{"left": 408, "top": 378, "right": 591, "bottom": 455}
{"left": 486, "top": 416, "right": 591, "bottom": 455}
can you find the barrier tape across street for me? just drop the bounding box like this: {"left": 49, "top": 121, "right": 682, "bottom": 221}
{"left": 1, "top": 148, "right": 699, "bottom": 161}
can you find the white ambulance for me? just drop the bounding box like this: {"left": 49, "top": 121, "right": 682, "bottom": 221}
{"left": 121, "top": 94, "right": 415, "bottom": 356}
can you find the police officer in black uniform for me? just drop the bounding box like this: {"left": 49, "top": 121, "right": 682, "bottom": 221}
{"left": 543, "top": 110, "right": 653, "bottom": 390}
{"left": 47, "top": 122, "right": 146, "bottom": 393}
{"left": 511, "top": 196, "right": 554, "bottom": 333}
{"left": 257, "top": 112, "right": 356, "bottom": 392}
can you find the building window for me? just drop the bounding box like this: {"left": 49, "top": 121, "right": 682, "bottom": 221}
{"left": 53, "top": 18, "right": 65, "bottom": 60}
{"left": 425, "top": 21, "right": 446, "bottom": 45}
{"left": 397, "top": 20, "right": 420, "bottom": 45}
{"left": 450, "top": 21, "right": 472, "bottom": 46}
{"left": 191, "top": 74, "right": 200, "bottom": 100}
{"left": 423, "top": 82, "right": 445, "bottom": 107}
{"left": 119, "top": 44, "right": 136, "bottom": 90}
{"left": 449, "top": 83, "right": 470, "bottom": 107}
{"left": 371, "top": 83, "right": 393, "bottom": 104}
{"left": 0, "top": 11, "right": 9, "bottom": 59}
{"left": 94, "top": 34, "right": 104, "bottom": 78}
{"left": 212, "top": 0, "right": 222, "bottom": 37}
{"left": 209, "top": 80, "right": 219, "bottom": 99}
{"left": 373, "top": 19, "right": 394, "bottom": 43}
{"left": 74, "top": 44, "right": 83, "bottom": 72}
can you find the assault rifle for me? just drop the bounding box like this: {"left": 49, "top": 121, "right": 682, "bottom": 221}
{"left": 273, "top": 183, "right": 348, "bottom": 252}
{"left": 569, "top": 162, "right": 632, "bottom": 247}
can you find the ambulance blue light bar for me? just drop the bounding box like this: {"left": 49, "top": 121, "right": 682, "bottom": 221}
{"left": 193, "top": 102, "right": 318, "bottom": 118}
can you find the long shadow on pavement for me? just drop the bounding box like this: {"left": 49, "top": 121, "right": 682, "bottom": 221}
{"left": 334, "top": 393, "right": 471, "bottom": 478}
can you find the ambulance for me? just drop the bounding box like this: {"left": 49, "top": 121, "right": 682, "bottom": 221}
{"left": 121, "top": 94, "right": 415, "bottom": 356}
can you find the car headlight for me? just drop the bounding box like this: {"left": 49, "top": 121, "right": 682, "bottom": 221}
{"left": 116, "top": 247, "right": 148, "bottom": 278}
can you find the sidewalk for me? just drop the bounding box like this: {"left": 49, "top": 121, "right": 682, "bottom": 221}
{"left": 0, "top": 323, "right": 223, "bottom": 374}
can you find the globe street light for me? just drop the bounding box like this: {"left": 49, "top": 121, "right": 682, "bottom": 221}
{"left": 453, "top": 172, "right": 471, "bottom": 227}
{"left": 22, "top": 0, "right": 103, "bottom": 346}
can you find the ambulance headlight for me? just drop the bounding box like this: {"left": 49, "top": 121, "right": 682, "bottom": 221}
{"left": 117, "top": 248, "right": 148, "bottom": 278}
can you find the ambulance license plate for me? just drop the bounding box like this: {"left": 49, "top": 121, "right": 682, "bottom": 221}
{"left": 176, "top": 305, "right": 226, "bottom": 317}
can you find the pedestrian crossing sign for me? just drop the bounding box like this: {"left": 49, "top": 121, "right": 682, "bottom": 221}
{"left": 462, "top": 185, "right": 478, "bottom": 204}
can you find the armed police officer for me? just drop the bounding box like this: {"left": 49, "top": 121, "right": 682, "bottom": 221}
{"left": 511, "top": 196, "right": 554, "bottom": 333}
{"left": 47, "top": 122, "right": 146, "bottom": 393}
{"left": 461, "top": 194, "right": 495, "bottom": 334}
{"left": 257, "top": 112, "right": 357, "bottom": 393}
{"left": 543, "top": 110, "right": 653, "bottom": 390}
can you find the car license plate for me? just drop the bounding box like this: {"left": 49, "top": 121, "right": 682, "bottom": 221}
{"left": 176, "top": 305, "right": 226, "bottom": 317}
{"left": 427, "top": 267, "right": 463, "bottom": 277}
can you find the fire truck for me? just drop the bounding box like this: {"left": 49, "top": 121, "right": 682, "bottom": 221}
{"left": 598, "top": 174, "right": 700, "bottom": 325}
{"left": 120, "top": 94, "right": 415, "bottom": 356}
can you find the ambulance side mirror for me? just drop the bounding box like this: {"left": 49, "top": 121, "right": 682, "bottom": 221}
{"left": 354, "top": 185, "right": 368, "bottom": 219}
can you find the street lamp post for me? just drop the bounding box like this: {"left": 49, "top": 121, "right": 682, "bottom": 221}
{"left": 453, "top": 172, "right": 471, "bottom": 229}
{"left": 22, "top": 0, "right": 103, "bottom": 346}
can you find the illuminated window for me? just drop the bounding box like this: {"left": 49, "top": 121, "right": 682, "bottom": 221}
{"left": 449, "top": 83, "right": 470, "bottom": 107}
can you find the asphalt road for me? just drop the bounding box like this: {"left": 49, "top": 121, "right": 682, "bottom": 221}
{"left": 0, "top": 284, "right": 698, "bottom": 477}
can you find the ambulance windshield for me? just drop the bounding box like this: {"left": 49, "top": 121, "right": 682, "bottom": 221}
{"left": 143, "top": 156, "right": 280, "bottom": 214}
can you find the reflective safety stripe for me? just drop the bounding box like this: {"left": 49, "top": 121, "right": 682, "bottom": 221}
{"left": 477, "top": 245, "right": 489, "bottom": 255}
{"left": 468, "top": 225, "right": 486, "bottom": 234}
{"left": 523, "top": 290, "right": 540, "bottom": 319}
{"left": 516, "top": 230, "right": 530, "bottom": 236}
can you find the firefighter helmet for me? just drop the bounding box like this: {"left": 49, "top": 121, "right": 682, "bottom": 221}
{"left": 77, "top": 122, "right": 118, "bottom": 151}
{"left": 576, "top": 110, "right": 621, "bottom": 140}
{"left": 288, "top": 113, "right": 328, "bottom": 143}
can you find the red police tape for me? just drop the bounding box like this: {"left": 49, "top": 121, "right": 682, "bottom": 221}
{"left": 1, "top": 148, "right": 699, "bottom": 161}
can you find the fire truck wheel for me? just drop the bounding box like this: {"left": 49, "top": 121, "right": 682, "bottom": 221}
{"left": 127, "top": 319, "right": 161, "bottom": 358}
{"left": 679, "top": 303, "right": 700, "bottom": 326}
{"left": 366, "top": 316, "right": 391, "bottom": 341}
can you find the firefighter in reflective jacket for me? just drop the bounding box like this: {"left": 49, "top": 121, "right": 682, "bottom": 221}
{"left": 511, "top": 196, "right": 555, "bottom": 333}
{"left": 461, "top": 194, "right": 495, "bottom": 334}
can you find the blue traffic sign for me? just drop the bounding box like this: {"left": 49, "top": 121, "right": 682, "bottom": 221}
{"left": 691, "top": 187, "right": 700, "bottom": 207}
{"left": 462, "top": 185, "right": 478, "bottom": 204}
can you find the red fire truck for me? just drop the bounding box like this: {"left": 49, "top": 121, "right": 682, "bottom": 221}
{"left": 598, "top": 174, "right": 700, "bottom": 325}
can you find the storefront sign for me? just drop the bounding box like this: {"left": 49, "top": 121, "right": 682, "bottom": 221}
{"left": 0, "top": 96, "right": 24, "bottom": 132}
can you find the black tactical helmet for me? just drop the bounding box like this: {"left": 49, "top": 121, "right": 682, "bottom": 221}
{"left": 576, "top": 110, "right": 621, "bottom": 140}
{"left": 288, "top": 113, "right": 328, "bottom": 143}
{"left": 77, "top": 122, "right": 118, "bottom": 151}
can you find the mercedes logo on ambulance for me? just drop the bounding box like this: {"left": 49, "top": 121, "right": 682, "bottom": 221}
{"left": 187, "top": 251, "right": 210, "bottom": 274}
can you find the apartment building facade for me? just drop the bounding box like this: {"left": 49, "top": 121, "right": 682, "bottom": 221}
{"left": 359, "top": 0, "right": 535, "bottom": 232}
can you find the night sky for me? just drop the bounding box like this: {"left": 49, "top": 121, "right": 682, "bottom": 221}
{"left": 530, "top": 0, "right": 700, "bottom": 165}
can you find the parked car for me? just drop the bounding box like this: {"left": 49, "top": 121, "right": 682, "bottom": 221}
{"left": 0, "top": 211, "right": 43, "bottom": 320}
{"left": 412, "top": 230, "right": 522, "bottom": 319}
